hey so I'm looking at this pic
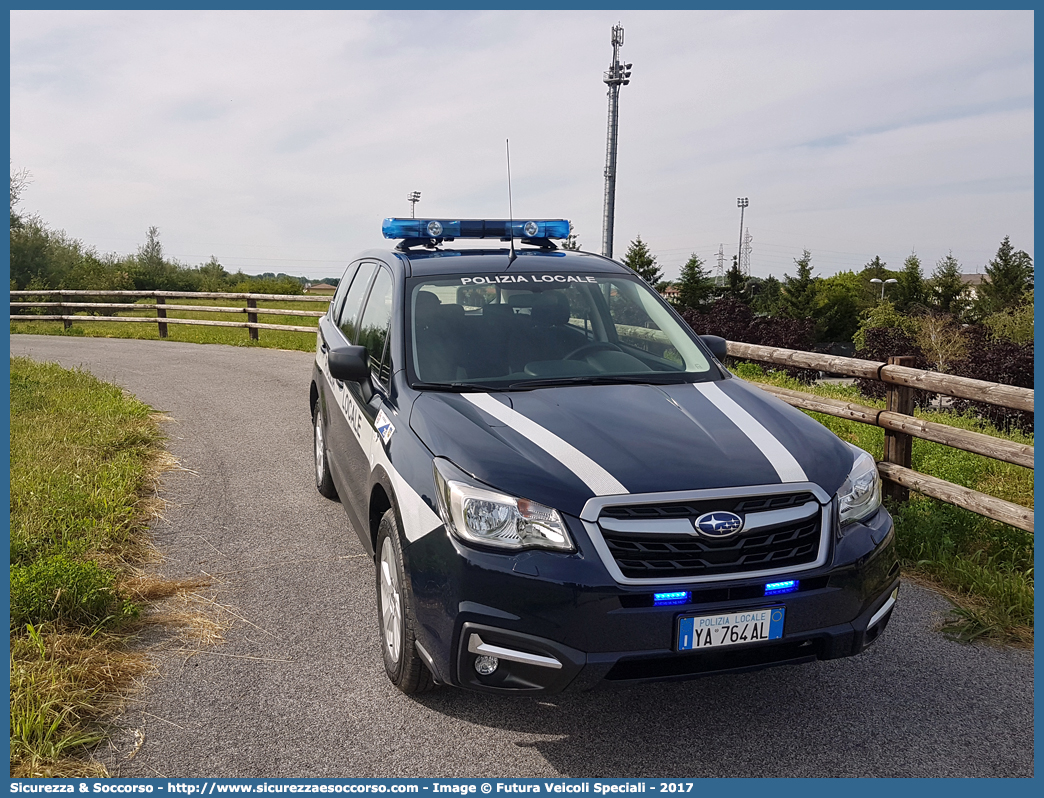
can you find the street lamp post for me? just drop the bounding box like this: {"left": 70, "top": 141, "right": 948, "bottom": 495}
{"left": 869, "top": 277, "right": 898, "bottom": 300}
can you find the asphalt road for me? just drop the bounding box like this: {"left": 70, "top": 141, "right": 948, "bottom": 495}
{"left": 10, "top": 335, "right": 1034, "bottom": 778}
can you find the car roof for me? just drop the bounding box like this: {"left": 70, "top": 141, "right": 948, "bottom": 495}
{"left": 353, "top": 246, "right": 632, "bottom": 278}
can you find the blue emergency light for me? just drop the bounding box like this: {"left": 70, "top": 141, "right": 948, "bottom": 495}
{"left": 764, "top": 580, "right": 799, "bottom": 596}
{"left": 382, "top": 218, "right": 570, "bottom": 240}
{"left": 653, "top": 591, "right": 691, "bottom": 606}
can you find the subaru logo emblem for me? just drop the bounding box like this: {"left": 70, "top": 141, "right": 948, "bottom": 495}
{"left": 694, "top": 511, "right": 744, "bottom": 538}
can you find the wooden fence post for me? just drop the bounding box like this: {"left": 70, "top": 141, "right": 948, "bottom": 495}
{"left": 59, "top": 291, "right": 71, "bottom": 330}
{"left": 247, "top": 298, "right": 259, "bottom": 341}
{"left": 883, "top": 355, "right": 916, "bottom": 502}
{"left": 156, "top": 295, "right": 168, "bottom": 338}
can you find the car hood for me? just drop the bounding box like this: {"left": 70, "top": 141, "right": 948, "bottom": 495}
{"left": 409, "top": 378, "right": 853, "bottom": 518}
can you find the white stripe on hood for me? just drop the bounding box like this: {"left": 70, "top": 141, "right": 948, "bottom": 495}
{"left": 693, "top": 382, "right": 808, "bottom": 483}
{"left": 464, "top": 393, "right": 628, "bottom": 496}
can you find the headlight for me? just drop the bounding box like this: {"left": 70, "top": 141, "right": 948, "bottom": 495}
{"left": 836, "top": 445, "right": 882, "bottom": 527}
{"left": 432, "top": 459, "right": 574, "bottom": 552}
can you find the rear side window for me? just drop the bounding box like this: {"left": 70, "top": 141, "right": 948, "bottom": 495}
{"left": 329, "top": 262, "right": 360, "bottom": 322}
{"left": 356, "top": 268, "right": 394, "bottom": 388}
{"left": 338, "top": 262, "right": 377, "bottom": 343}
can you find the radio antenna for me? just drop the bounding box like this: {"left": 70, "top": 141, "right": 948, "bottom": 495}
{"left": 506, "top": 138, "right": 517, "bottom": 266}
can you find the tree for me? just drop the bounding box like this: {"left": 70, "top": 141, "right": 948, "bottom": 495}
{"left": 676, "top": 252, "right": 714, "bottom": 310}
{"left": 852, "top": 300, "right": 918, "bottom": 350}
{"left": 983, "top": 292, "right": 1033, "bottom": 344}
{"left": 751, "top": 275, "right": 782, "bottom": 315}
{"left": 779, "top": 250, "right": 817, "bottom": 321}
{"left": 893, "top": 252, "right": 926, "bottom": 312}
{"left": 9, "top": 218, "right": 89, "bottom": 290}
{"left": 862, "top": 255, "right": 888, "bottom": 281}
{"left": 138, "top": 226, "right": 163, "bottom": 272}
{"left": 914, "top": 313, "right": 966, "bottom": 374}
{"left": 815, "top": 270, "right": 866, "bottom": 343}
{"left": 10, "top": 166, "right": 30, "bottom": 230}
{"left": 621, "top": 235, "right": 662, "bottom": 284}
{"left": 977, "top": 235, "right": 1033, "bottom": 314}
{"left": 929, "top": 251, "right": 968, "bottom": 317}
{"left": 134, "top": 226, "right": 182, "bottom": 289}
{"left": 561, "top": 222, "right": 581, "bottom": 251}
{"left": 196, "top": 256, "right": 229, "bottom": 292}
{"left": 724, "top": 255, "right": 746, "bottom": 300}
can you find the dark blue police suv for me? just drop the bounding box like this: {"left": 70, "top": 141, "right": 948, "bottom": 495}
{"left": 309, "top": 218, "right": 899, "bottom": 695}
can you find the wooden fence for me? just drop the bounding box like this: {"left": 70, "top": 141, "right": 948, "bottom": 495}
{"left": 9, "top": 289, "right": 329, "bottom": 341}
{"left": 727, "top": 341, "right": 1033, "bottom": 533}
{"left": 8, "top": 293, "right": 1033, "bottom": 532}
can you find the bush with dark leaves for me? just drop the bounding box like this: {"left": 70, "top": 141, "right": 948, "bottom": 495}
{"left": 682, "top": 299, "right": 818, "bottom": 382}
{"left": 852, "top": 326, "right": 935, "bottom": 408}
{"left": 949, "top": 326, "right": 1033, "bottom": 434}
{"left": 854, "top": 324, "right": 1033, "bottom": 433}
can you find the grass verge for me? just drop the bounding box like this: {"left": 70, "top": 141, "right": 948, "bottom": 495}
{"left": 10, "top": 357, "right": 169, "bottom": 776}
{"left": 734, "top": 362, "right": 1034, "bottom": 646}
{"left": 11, "top": 296, "right": 322, "bottom": 352}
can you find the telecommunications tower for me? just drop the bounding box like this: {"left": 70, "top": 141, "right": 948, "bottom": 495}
{"left": 601, "top": 23, "right": 632, "bottom": 259}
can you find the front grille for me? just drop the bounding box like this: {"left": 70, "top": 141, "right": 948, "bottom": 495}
{"left": 599, "top": 494, "right": 822, "bottom": 579}
{"left": 600, "top": 492, "right": 815, "bottom": 520}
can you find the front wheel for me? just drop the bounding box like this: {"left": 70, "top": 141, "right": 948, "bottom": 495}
{"left": 375, "top": 510, "right": 434, "bottom": 694}
{"left": 313, "top": 401, "right": 338, "bottom": 499}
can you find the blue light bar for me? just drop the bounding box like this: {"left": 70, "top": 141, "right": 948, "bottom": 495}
{"left": 653, "top": 591, "right": 691, "bottom": 606}
{"left": 382, "top": 218, "right": 570, "bottom": 240}
{"left": 764, "top": 580, "right": 799, "bottom": 596}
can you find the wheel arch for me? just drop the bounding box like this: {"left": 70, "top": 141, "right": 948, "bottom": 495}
{"left": 369, "top": 467, "right": 400, "bottom": 557}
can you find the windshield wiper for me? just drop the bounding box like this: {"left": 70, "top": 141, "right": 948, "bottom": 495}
{"left": 505, "top": 374, "right": 690, "bottom": 390}
{"left": 410, "top": 381, "right": 498, "bottom": 393}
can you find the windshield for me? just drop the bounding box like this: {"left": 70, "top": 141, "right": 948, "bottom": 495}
{"left": 406, "top": 272, "right": 717, "bottom": 390}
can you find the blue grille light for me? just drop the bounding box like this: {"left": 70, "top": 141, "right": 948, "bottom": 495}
{"left": 382, "top": 218, "right": 570, "bottom": 240}
{"left": 653, "top": 591, "right": 691, "bottom": 606}
{"left": 764, "top": 580, "right": 799, "bottom": 596}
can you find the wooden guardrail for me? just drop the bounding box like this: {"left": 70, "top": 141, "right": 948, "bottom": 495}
{"left": 726, "top": 341, "right": 1033, "bottom": 533}
{"left": 10, "top": 289, "right": 330, "bottom": 341}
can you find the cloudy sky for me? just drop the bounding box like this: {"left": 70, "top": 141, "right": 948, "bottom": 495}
{"left": 10, "top": 9, "right": 1034, "bottom": 283}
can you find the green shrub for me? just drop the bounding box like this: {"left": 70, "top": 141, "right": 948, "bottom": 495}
{"left": 10, "top": 554, "right": 139, "bottom": 631}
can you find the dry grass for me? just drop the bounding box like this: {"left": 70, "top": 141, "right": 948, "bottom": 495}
{"left": 9, "top": 358, "right": 231, "bottom": 777}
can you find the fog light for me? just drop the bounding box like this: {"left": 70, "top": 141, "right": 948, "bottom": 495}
{"left": 474, "top": 655, "right": 499, "bottom": 676}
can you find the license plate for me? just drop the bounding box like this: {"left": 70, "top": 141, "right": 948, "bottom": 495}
{"left": 677, "top": 607, "right": 785, "bottom": 651}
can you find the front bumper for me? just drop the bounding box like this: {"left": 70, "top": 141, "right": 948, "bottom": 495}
{"left": 406, "top": 505, "right": 898, "bottom": 694}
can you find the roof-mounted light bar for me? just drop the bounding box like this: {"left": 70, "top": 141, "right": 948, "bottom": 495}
{"left": 382, "top": 218, "right": 570, "bottom": 241}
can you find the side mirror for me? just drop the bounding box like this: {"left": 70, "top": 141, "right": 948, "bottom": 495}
{"left": 700, "top": 335, "right": 728, "bottom": 361}
{"left": 328, "top": 345, "right": 371, "bottom": 384}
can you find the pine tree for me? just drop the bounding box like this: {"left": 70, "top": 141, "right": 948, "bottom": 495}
{"left": 929, "top": 251, "right": 968, "bottom": 317}
{"left": 977, "top": 235, "right": 1033, "bottom": 314}
{"left": 780, "top": 250, "right": 817, "bottom": 320}
{"left": 677, "top": 253, "right": 714, "bottom": 309}
{"left": 894, "top": 252, "right": 926, "bottom": 312}
{"left": 862, "top": 255, "right": 888, "bottom": 280}
{"left": 621, "top": 235, "right": 662, "bottom": 284}
{"left": 751, "top": 275, "right": 782, "bottom": 315}
{"left": 725, "top": 255, "right": 746, "bottom": 300}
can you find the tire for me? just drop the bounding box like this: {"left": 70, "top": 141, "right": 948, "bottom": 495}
{"left": 313, "top": 401, "right": 338, "bottom": 499}
{"left": 375, "top": 510, "right": 435, "bottom": 694}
